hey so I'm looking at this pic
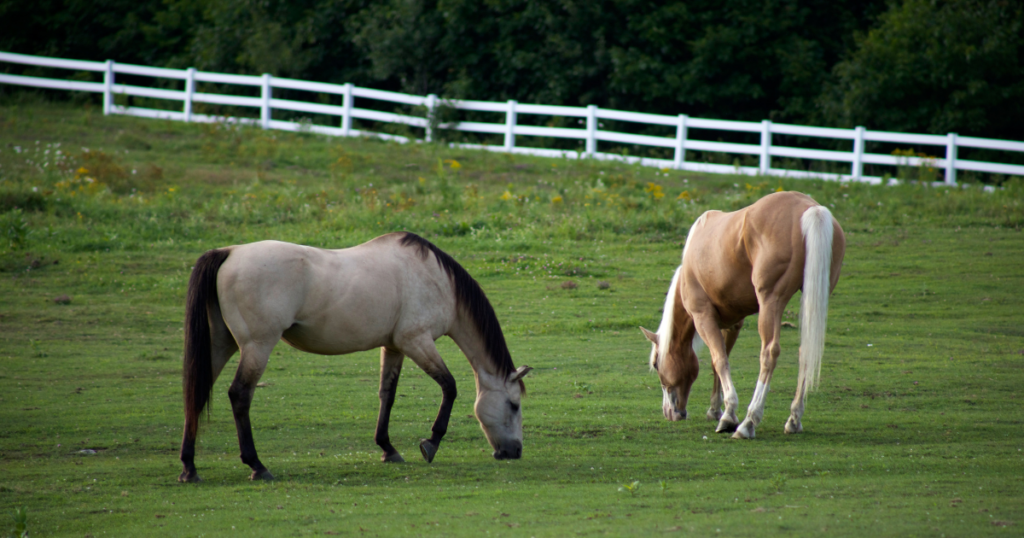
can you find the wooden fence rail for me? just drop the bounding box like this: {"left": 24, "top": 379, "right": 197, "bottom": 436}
{"left": 3, "top": 51, "right": 1023, "bottom": 185}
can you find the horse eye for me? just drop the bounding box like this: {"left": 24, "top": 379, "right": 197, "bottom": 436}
{"left": 509, "top": 402, "right": 520, "bottom": 413}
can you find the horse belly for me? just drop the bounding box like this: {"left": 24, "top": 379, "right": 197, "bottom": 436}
{"left": 280, "top": 315, "right": 387, "bottom": 356}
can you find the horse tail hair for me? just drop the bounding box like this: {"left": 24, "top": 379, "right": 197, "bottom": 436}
{"left": 799, "top": 205, "right": 834, "bottom": 394}
{"left": 183, "top": 248, "right": 231, "bottom": 439}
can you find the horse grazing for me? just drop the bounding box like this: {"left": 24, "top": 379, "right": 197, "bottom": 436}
{"left": 641, "top": 191, "right": 845, "bottom": 439}
{"left": 179, "top": 232, "right": 531, "bottom": 483}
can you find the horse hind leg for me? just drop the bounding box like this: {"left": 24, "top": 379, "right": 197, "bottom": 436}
{"left": 229, "top": 341, "right": 275, "bottom": 480}
{"left": 785, "top": 377, "right": 807, "bottom": 434}
{"left": 734, "top": 300, "right": 782, "bottom": 440}
{"left": 375, "top": 347, "right": 406, "bottom": 463}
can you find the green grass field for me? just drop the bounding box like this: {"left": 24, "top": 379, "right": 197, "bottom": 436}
{"left": 1, "top": 96, "right": 1023, "bottom": 537}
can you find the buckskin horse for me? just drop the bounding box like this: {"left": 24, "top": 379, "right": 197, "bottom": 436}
{"left": 179, "top": 232, "right": 531, "bottom": 482}
{"left": 641, "top": 191, "right": 845, "bottom": 439}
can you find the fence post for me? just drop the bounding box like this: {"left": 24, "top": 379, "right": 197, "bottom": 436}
{"left": 851, "top": 126, "right": 865, "bottom": 181}
{"left": 504, "top": 100, "right": 517, "bottom": 151}
{"left": 586, "top": 105, "right": 598, "bottom": 156}
{"left": 759, "top": 120, "right": 772, "bottom": 175}
{"left": 103, "top": 60, "right": 114, "bottom": 116}
{"left": 341, "top": 83, "right": 353, "bottom": 136}
{"left": 425, "top": 94, "right": 438, "bottom": 143}
{"left": 183, "top": 67, "right": 196, "bottom": 122}
{"left": 674, "top": 114, "right": 689, "bottom": 169}
{"left": 945, "top": 132, "right": 958, "bottom": 185}
{"left": 260, "top": 73, "right": 271, "bottom": 129}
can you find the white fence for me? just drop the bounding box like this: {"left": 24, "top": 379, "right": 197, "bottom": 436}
{"left": 3, "top": 51, "right": 1024, "bottom": 185}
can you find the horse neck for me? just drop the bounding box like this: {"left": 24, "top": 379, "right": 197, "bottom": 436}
{"left": 448, "top": 312, "right": 504, "bottom": 390}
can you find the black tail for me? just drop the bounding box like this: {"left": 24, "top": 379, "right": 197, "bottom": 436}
{"left": 183, "top": 248, "right": 231, "bottom": 439}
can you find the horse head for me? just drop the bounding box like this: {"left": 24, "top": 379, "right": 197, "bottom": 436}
{"left": 641, "top": 326, "right": 699, "bottom": 421}
{"left": 474, "top": 365, "right": 532, "bottom": 459}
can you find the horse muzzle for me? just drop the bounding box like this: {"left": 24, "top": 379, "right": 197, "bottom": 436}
{"left": 662, "top": 387, "right": 687, "bottom": 421}
{"left": 492, "top": 442, "right": 522, "bottom": 460}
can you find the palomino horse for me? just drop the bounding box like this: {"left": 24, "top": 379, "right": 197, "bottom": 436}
{"left": 179, "top": 232, "right": 531, "bottom": 482}
{"left": 641, "top": 191, "right": 845, "bottom": 439}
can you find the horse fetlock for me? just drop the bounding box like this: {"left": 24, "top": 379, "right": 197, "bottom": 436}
{"left": 706, "top": 407, "right": 722, "bottom": 421}
{"left": 419, "top": 439, "right": 439, "bottom": 463}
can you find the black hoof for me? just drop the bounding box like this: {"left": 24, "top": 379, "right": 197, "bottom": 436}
{"left": 419, "top": 439, "right": 438, "bottom": 463}
{"left": 382, "top": 452, "right": 405, "bottom": 463}
{"left": 716, "top": 420, "right": 739, "bottom": 433}
{"left": 250, "top": 469, "right": 274, "bottom": 481}
{"left": 177, "top": 472, "right": 203, "bottom": 483}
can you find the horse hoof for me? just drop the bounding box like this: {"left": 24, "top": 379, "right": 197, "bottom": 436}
{"left": 733, "top": 421, "right": 755, "bottom": 439}
{"left": 177, "top": 472, "right": 203, "bottom": 483}
{"left": 706, "top": 409, "right": 722, "bottom": 421}
{"left": 382, "top": 452, "right": 405, "bottom": 463}
{"left": 784, "top": 418, "right": 802, "bottom": 434}
{"left": 715, "top": 418, "right": 738, "bottom": 433}
{"left": 250, "top": 469, "right": 275, "bottom": 481}
{"left": 419, "top": 439, "right": 438, "bottom": 464}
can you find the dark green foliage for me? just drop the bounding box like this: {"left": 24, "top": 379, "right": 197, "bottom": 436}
{"left": 822, "top": 0, "right": 1024, "bottom": 139}
{"left": 0, "top": 1, "right": 1020, "bottom": 139}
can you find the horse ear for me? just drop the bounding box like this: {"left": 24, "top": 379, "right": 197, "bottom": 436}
{"left": 508, "top": 365, "right": 533, "bottom": 383}
{"left": 640, "top": 326, "right": 658, "bottom": 344}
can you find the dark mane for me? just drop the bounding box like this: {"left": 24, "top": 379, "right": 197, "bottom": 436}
{"left": 400, "top": 232, "right": 515, "bottom": 378}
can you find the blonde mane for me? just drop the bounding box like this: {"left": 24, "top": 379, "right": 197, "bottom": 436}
{"left": 651, "top": 265, "right": 682, "bottom": 371}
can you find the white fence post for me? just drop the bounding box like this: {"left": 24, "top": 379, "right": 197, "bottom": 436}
{"left": 759, "top": 120, "right": 772, "bottom": 175}
{"left": 504, "top": 100, "right": 517, "bottom": 151}
{"left": 260, "top": 73, "right": 271, "bottom": 129}
{"left": 183, "top": 67, "right": 196, "bottom": 122}
{"left": 341, "top": 83, "right": 353, "bottom": 136}
{"left": 945, "top": 132, "right": 958, "bottom": 185}
{"left": 851, "top": 126, "right": 865, "bottom": 181}
{"left": 103, "top": 60, "right": 114, "bottom": 115}
{"left": 586, "top": 105, "right": 598, "bottom": 156}
{"left": 425, "top": 93, "right": 438, "bottom": 142}
{"left": 674, "top": 114, "right": 689, "bottom": 169}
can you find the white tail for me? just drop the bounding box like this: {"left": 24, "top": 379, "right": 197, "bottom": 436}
{"left": 798, "top": 205, "right": 834, "bottom": 394}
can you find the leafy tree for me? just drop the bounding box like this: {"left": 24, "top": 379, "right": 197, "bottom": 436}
{"left": 823, "top": 0, "right": 1024, "bottom": 138}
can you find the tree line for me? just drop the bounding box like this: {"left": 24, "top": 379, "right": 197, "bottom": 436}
{"left": 1, "top": 0, "right": 1021, "bottom": 140}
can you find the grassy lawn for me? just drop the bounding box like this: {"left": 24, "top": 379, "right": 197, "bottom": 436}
{"left": 1, "top": 96, "right": 1022, "bottom": 537}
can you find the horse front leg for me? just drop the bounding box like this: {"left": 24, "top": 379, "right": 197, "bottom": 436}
{"left": 375, "top": 347, "right": 406, "bottom": 463}
{"left": 399, "top": 336, "right": 457, "bottom": 463}
{"left": 419, "top": 368, "right": 457, "bottom": 464}
{"left": 692, "top": 314, "right": 740, "bottom": 433}
{"left": 707, "top": 321, "right": 743, "bottom": 422}
{"left": 228, "top": 344, "right": 273, "bottom": 481}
